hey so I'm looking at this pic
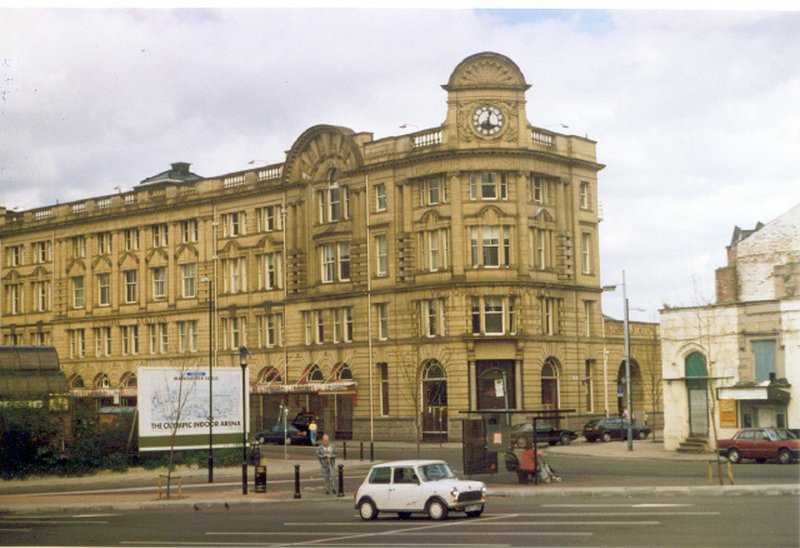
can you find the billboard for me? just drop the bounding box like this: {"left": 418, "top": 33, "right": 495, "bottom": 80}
{"left": 137, "top": 366, "right": 248, "bottom": 452}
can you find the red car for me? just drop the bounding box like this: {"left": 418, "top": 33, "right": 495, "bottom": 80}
{"left": 717, "top": 428, "right": 800, "bottom": 464}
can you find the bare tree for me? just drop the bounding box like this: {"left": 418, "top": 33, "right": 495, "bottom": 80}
{"left": 164, "top": 359, "right": 199, "bottom": 499}
{"left": 395, "top": 348, "right": 423, "bottom": 458}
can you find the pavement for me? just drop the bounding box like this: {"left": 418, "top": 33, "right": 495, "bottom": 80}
{"left": 1, "top": 440, "right": 798, "bottom": 515}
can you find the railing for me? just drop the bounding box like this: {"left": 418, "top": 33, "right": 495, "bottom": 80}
{"left": 411, "top": 128, "right": 442, "bottom": 148}
{"left": 223, "top": 174, "right": 247, "bottom": 188}
{"left": 531, "top": 128, "right": 555, "bottom": 148}
{"left": 34, "top": 209, "right": 53, "bottom": 220}
{"left": 71, "top": 202, "right": 86, "bottom": 214}
{"left": 257, "top": 164, "right": 283, "bottom": 182}
{"left": 97, "top": 198, "right": 111, "bottom": 209}
{"left": 122, "top": 193, "right": 136, "bottom": 205}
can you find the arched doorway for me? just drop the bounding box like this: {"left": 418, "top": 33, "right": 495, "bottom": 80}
{"left": 617, "top": 359, "right": 644, "bottom": 418}
{"left": 685, "top": 352, "right": 709, "bottom": 436}
{"left": 421, "top": 360, "right": 448, "bottom": 441}
{"left": 541, "top": 357, "right": 560, "bottom": 410}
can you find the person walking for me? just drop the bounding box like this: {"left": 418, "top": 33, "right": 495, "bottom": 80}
{"left": 316, "top": 434, "right": 336, "bottom": 494}
{"left": 309, "top": 417, "right": 318, "bottom": 445}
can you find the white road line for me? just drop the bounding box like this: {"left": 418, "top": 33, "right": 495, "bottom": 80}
{"left": 0, "top": 519, "right": 110, "bottom": 525}
{"left": 513, "top": 511, "right": 720, "bottom": 516}
{"left": 123, "top": 543, "right": 512, "bottom": 547}
{"left": 283, "top": 521, "right": 659, "bottom": 526}
{"left": 207, "top": 532, "right": 594, "bottom": 537}
{"left": 541, "top": 503, "right": 693, "bottom": 508}
{"left": 0, "top": 527, "right": 32, "bottom": 533}
{"left": 71, "top": 513, "right": 118, "bottom": 518}
{"left": 270, "top": 512, "right": 520, "bottom": 548}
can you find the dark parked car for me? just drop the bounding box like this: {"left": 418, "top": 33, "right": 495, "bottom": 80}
{"left": 291, "top": 411, "right": 320, "bottom": 434}
{"left": 718, "top": 428, "right": 800, "bottom": 464}
{"left": 583, "top": 418, "right": 651, "bottom": 442}
{"left": 255, "top": 423, "right": 321, "bottom": 445}
{"left": 510, "top": 421, "right": 578, "bottom": 448}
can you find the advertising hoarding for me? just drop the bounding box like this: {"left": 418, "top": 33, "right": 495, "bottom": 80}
{"left": 137, "top": 366, "right": 248, "bottom": 451}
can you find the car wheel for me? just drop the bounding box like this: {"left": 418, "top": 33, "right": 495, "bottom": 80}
{"left": 727, "top": 448, "right": 741, "bottom": 464}
{"left": 560, "top": 433, "right": 572, "bottom": 446}
{"left": 637, "top": 431, "right": 647, "bottom": 440}
{"left": 257, "top": 436, "right": 265, "bottom": 444}
{"left": 548, "top": 440, "right": 557, "bottom": 446}
{"left": 602, "top": 432, "right": 611, "bottom": 443}
{"left": 466, "top": 505, "right": 484, "bottom": 518}
{"left": 777, "top": 448, "right": 792, "bottom": 465}
{"left": 398, "top": 512, "right": 412, "bottom": 520}
{"left": 358, "top": 499, "right": 378, "bottom": 521}
{"left": 427, "top": 498, "right": 448, "bottom": 521}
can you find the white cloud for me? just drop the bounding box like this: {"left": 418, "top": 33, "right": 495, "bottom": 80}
{"left": 0, "top": 8, "right": 798, "bottom": 321}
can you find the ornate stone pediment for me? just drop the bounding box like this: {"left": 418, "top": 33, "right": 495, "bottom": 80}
{"left": 283, "top": 125, "right": 363, "bottom": 184}
{"left": 444, "top": 51, "right": 529, "bottom": 91}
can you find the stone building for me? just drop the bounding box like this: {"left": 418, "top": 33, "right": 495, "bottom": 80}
{"left": 660, "top": 203, "right": 800, "bottom": 451}
{"left": 0, "top": 52, "right": 660, "bottom": 442}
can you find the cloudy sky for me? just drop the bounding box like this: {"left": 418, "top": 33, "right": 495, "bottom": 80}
{"left": 1, "top": 8, "right": 798, "bottom": 321}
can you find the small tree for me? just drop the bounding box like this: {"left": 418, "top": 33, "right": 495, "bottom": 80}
{"left": 163, "top": 360, "right": 199, "bottom": 498}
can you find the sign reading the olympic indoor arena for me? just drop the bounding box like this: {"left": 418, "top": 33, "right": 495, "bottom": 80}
{"left": 137, "top": 366, "right": 248, "bottom": 452}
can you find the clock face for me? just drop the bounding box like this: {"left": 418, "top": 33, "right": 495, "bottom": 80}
{"left": 472, "top": 104, "right": 505, "bottom": 136}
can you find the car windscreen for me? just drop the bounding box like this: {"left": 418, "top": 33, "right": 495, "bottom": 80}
{"left": 418, "top": 463, "right": 454, "bottom": 482}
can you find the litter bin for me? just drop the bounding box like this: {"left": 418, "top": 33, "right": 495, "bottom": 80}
{"left": 254, "top": 465, "right": 267, "bottom": 493}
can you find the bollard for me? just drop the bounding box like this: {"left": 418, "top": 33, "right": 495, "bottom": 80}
{"left": 707, "top": 461, "right": 713, "bottom": 485}
{"left": 337, "top": 464, "right": 345, "bottom": 497}
{"left": 343, "top": 441, "right": 347, "bottom": 461}
{"left": 726, "top": 461, "right": 735, "bottom": 485}
{"left": 293, "top": 464, "right": 301, "bottom": 499}
{"left": 360, "top": 441, "right": 364, "bottom": 461}
{"left": 254, "top": 465, "right": 267, "bottom": 493}
{"left": 370, "top": 442, "right": 374, "bottom": 462}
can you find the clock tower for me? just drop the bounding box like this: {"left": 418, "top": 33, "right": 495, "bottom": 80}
{"left": 441, "top": 51, "right": 532, "bottom": 148}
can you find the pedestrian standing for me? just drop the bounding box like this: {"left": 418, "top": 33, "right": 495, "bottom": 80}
{"left": 309, "top": 417, "right": 318, "bottom": 445}
{"left": 316, "top": 434, "right": 336, "bottom": 494}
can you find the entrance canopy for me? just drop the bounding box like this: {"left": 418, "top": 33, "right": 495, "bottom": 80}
{"left": 717, "top": 382, "right": 791, "bottom": 405}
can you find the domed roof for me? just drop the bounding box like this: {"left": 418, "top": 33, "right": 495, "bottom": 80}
{"left": 444, "top": 51, "right": 530, "bottom": 91}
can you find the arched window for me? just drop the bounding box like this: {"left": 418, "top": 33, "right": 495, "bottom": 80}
{"left": 120, "top": 372, "right": 137, "bottom": 388}
{"left": 476, "top": 360, "right": 516, "bottom": 410}
{"left": 94, "top": 374, "right": 111, "bottom": 389}
{"left": 68, "top": 374, "right": 85, "bottom": 389}
{"left": 337, "top": 364, "right": 353, "bottom": 381}
{"left": 541, "top": 357, "right": 560, "bottom": 408}
{"left": 257, "top": 366, "right": 282, "bottom": 385}
{"left": 304, "top": 364, "right": 324, "bottom": 383}
{"left": 423, "top": 360, "right": 446, "bottom": 380}
{"left": 685, "top": 352, "right": 708, "bottom": 378}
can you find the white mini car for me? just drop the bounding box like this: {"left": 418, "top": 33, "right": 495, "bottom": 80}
{"left": 354, "top": 459, "right": 486, "bottom": 521}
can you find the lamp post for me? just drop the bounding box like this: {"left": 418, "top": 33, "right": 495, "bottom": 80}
{"left": 201, "top": 275, "right": 214, "bottom": 483}
{"left": 602, "top": 270, "right": 633, "bottom": 451}
{"left": 239, "top": 345, "right": 250, "bottom": 495}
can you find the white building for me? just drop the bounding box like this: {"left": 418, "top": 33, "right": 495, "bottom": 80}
{"left": 660, "top": 203, "right": 800, "bottom": 451}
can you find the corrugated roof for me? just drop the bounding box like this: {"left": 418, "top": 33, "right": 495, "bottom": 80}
{"left": 0, "top": 346, "right": 66, "bottom": 399}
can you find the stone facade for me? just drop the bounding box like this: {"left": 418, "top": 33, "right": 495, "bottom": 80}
{"left": 0, "top": 52, "right": 661, "bottom": 442}
{"left": 661, "top": 203, "right": 800, "bottom": 450}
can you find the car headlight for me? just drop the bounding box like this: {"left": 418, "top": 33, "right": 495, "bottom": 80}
{"left": 450, "top": 487, "right": 459, "bottom": 499}
{"left": 481, "top": 486, "right": 487, "bottom": 496}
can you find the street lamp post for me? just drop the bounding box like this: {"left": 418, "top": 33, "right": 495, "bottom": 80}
{"left": 202, "top": 276, "right": 214, "bottom": 483}
{"left": 603, "top": 270, "right": 633, "bottom": 451}
{"left": 239, "top": 345, "right": 250, "bottom": 495}
{"left": 622, "top": 271, "right": 633, "bottom": 452}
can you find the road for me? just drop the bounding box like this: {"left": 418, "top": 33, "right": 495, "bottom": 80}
{"left": 1, "top": 495, "right": 797, "bottom": 547}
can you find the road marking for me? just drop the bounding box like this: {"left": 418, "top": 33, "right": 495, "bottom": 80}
{"left": 71, "top": 513, "right": 118, "bottom": 518}
{"left": 541, "top": 503, "right": 693, "bottom": 508}
{"left": 0, "top": 519, "right": 110, "bottom": 525}
{"left": 513, "top": 511, "right": 720, "bottom": 516}
{"left": 0, "top": 528, "right": 32, "bottom": 533}
{"left": 284, "top": 521, "right": 658, "bottom": 526}
{"left": 123, "top": 543, "right": 512, "bottom": 547}
{"left": 270, "top": 512, "right": 520, "bottom": 547}
{"left": 207, "top": 532, "right": 594, "bottom": 537}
